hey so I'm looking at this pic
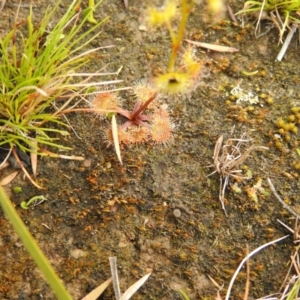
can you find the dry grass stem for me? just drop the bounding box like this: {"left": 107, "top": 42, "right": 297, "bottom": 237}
{"left": 185, "top": 39, "right": 239, "bottom": 52}
{"left": 227, "top": 4, "right": 238, "bottom": 23}
{"left": 207, "top": 274, "right": 223, "bottom": 290}
{"left": 209, "top": 134, "right": 268, "bottom": 214}
{"left": 263, "top": 219, "right": 300, "bottom": 299}
{"left": 0, "top": 161, "right": 9, "bottom": 170}
{"left": 279, "top": 247, "right": 300, "bottom": 299}
{"left": 0, "top": 171, "right": 19, "bottom": 186}
{"left": 112, "top": 115, "right": 123, "bottom": 165}
{"left": 81, "top": 277, "right": 112, "bottom": 300}
{"left": 244, "top": 244, "right": 250, "bottom": 300}
{"left": 12, "top": 148, "right": 43, "bottom": 189}
{"left": 30, "top": 140, "right": 38, "bottom": 177}
{"left": 268, "top": 178, "right": 300, "bottom": 219}
{"left": 225, "top": 235, "right": 289, "bottom": 300}
{"left": 108, "top": 256, "right": 151, "bottom": 300}
{"left": 120, "top": 272, "right": 151, "bottom": 300}
{"left": 109, "top": 257, "right": 121, "bottom": 300}
{"left": 276, "top": 24, "right": 298, "bottom": 61}
{"left": 0, "top": 147, "right": 11, "bottom": 169}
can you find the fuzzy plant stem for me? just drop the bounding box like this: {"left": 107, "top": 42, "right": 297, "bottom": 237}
{"left": 168, "top": 0, "right": 190, "bottom": 72}
{"left": 276, "top": 23, "right": 297, "bottom": 62}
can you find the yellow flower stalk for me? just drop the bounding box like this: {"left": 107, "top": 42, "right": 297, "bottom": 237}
{"left": 146, "top": 1, "right": 177, "bottom": 28}
{"left": 145, "top": 0, "right": 203, "bottom": 96}
{"left": 181, "top": 48, "right": 203, "bottom": 79}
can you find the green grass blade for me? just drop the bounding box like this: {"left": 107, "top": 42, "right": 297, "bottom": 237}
{"left": 179, "top": 290, "right": 191, "bottom": 300}
{"left": 0, "top": 186, "right": 73, "bottom": 300}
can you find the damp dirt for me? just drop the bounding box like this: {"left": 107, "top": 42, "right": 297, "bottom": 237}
{"left": 1, "top": 0, "right": 300, "bottom": 299}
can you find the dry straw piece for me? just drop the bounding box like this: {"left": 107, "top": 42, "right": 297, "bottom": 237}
{"left": 209, "top": 133, "right": 268, "bottom": 214}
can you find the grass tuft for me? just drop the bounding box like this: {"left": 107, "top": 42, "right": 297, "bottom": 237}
{"left": 0, "top": 0, "right": 120, "bottom": 161}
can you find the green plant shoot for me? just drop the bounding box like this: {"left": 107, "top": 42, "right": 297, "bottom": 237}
{"left": 0, "top": 0, "right": 118, "bottom": 161}
{"left": 20, "top": 195, "right": 46, "bottom": 209}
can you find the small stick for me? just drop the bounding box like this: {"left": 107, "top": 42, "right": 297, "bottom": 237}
{"left": 279, "top": 261, "right": 294, "bottom": 293}
{"left": 109, "top": 257, "right": 122, "bottom": 300}
{"left": 277, "top": 219, "right": 295, "bottom": 235}
{"left": 268, "top": 178, "right": 300, "bottom": 219}
{"left": 255, "top": 0, "right": 267, "bottom": 37}
{"left": 291, "top": 253, "right": 300, "bottom": 276}
{"left": 243, "top": 244, "right": 250, "bottom": 300}
{"left": 227, "top": 4, "right": 238, "bottom": 23}
{"left": 0, "top": 147, "right": 12, "bottom": 169}
{"left": 276, "top": 24, "right": 298, "bottom": 62}
{"left": 225, "top": 235, "right": 289, "bottom": 300}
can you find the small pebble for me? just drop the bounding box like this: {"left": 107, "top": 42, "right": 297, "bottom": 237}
{"left": 82, "top": 159, "right": 92, "bottom": 168}
{"left": 138, "top": 24, "right": 147, "bottom": 31}
{"left": 173, "top": 209, "right": 181, "bottom": 218}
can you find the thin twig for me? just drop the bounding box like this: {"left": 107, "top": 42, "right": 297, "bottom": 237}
{"left": 276, "top": 24, "right": 298, "bottom": 62}
{"left": 12, "top": 148, "right": 44, "bottom": 189}
{"left": 268, "top": 178, "right": 300, "bottom": 219}
{"left": 225, "top": 235, "right": 289, "bottom": 300}
{"left": 109, "top": 257, "right": 122, "bottom": 300}
{"left": 211, "top": 133, "right": 267, "bottom": 214}
{"left": 0, "top": 147, "right": 12, "bottom": 169}
{"left": 277, "top": 219, "right": 295, "bottom": 235}
{"left": 291, "top": 252, "right": 300, "bottom": 276}
{"left": 243, "top": 244, "right": 250, "bottom": 300}
{"left": 227, "top": 4, "right": 238, "bottom": 23}
{"left": 255, "top": 0, "right": 267, "bottom": 37}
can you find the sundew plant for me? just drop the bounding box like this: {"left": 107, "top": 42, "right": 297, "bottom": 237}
{"left": 86, "top": 0, "right": 205, "bottom": 158}
{"left": 0, "top": 0, "right": 120, "bottom": 175}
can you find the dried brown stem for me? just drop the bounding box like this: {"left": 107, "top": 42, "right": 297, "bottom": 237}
{"left": 268, "top": 178, "right": 300, "bottom": 219}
